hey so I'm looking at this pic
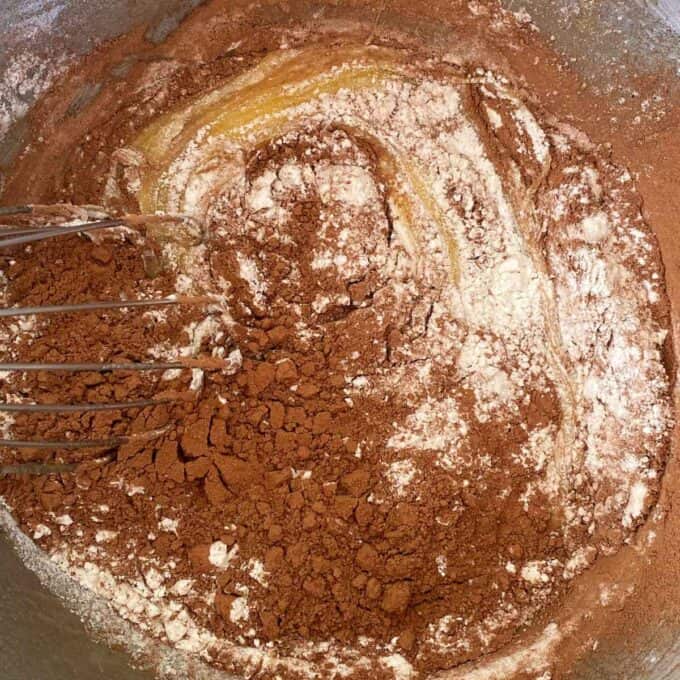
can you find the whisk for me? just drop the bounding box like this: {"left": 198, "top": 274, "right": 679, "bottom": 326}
{"left": 0, "top": 204, "right": 227, "bottom": 475}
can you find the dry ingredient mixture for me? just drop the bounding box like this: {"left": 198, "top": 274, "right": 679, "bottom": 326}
{"left": 0, "top": 6, "right": 674, "bottom": 680}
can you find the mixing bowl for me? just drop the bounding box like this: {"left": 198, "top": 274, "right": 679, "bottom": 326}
{"left": 1, "top": 1, "right": 679, "bottom": 678}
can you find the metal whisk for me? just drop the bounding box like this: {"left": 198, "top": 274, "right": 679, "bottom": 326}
{"left": 0, "top": 204, "right": 226, "bottom": 474}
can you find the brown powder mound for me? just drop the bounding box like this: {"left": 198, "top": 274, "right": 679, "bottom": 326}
{"left": 0, "top": 146, "right": 564, "bottom": 675}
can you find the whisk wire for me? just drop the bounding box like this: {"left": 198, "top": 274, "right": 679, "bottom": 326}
{"left": 0, "top": 208, "right": 225, "bottom": 462}
{"left": 0, "top": 399, "right": 168, "bottom": 413}
{"left": 0, "top": 218, "right": 126, "bottom": 249}
{"left": 0, "top": 296, "right": 210, "bottom": 318}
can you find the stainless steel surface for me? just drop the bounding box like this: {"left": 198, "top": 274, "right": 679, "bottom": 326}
{"left": 0, "top": 531, "right": 155, "bottom": 680}
{"left": 506, "top": 0, "right": 680, "bottom": 81}
{"left": 0, "top": 1, "right": 678, "bottom": 679}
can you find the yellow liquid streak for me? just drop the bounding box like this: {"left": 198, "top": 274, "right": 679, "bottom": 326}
{"left": 134, "top": 46, "right": 459, "bottom": 283}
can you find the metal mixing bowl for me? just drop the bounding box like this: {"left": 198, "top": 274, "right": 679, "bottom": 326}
{"left": 1, "top": 2, "right": 679, "bottom": 678}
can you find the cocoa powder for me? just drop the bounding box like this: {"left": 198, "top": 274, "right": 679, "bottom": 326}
{"left": 0, "top": 150, "right": 566, "bottom": 672}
